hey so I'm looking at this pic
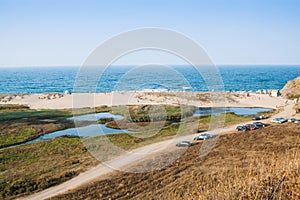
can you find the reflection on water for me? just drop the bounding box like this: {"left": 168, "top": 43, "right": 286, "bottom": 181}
{"left": 67, "top": 112, "right": 123, "bottom": 121}
{"left": 25, "top": 124, "right": 129, "bottom": 144}
{"left": 193, "top": 107, "right": 272, "bottom": 116}
{"left": 3, "top": 112, "right": 128, "bottom": 149}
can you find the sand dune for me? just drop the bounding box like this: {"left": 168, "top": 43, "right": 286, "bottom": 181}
{"left": 0, "top": 92, "right": 288, "bottom": 109}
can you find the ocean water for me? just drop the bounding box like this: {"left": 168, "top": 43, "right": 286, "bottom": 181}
{"left": 0, "top": 65, "right": 299, "bottom": 93}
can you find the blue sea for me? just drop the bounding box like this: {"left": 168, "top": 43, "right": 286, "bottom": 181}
{"left": 0, "top": 65, "right": 299, "bottom": 94}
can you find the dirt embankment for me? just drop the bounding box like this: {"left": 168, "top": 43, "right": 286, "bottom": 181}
{"left": 51, "top": 123, "right": 300, "bottom": 200}
{"left": 281, "top": 76, "right": 300, "bottom": 99}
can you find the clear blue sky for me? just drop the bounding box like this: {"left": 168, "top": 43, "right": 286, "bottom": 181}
{"left": 0, "top": 0, "right": 300, "bottom": 66}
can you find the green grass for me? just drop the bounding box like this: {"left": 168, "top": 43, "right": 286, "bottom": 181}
{"left": 0, "top": 105, "right": 111, "bottom": 121}
{"left": 199, "top": 112, "right": 251, "bottom": 125}
{"left": 111, "top": 105, "right": 195, "bottom": 122}
{"left": 0, "top": 120, "right": 73, "bottom": 148}
{"left": 0, "top": 137, "right": 98, "bottom": 200}
{"left": 1, "top": 127, "right": 36, "bottom": 147}
{"left": 0, "top": 109, "right": 71, "bottom": 121}
{"left": 71, "top": 106, "right": 111, "bottom": 116}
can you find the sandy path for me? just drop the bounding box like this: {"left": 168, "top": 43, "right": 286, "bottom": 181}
{"left": 18, "top": 100, "right": 295, "bottom": 200}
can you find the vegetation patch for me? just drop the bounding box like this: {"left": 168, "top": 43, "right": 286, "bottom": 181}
{"left": 0, "top": 137, "right": 98, "bottom": 200}
{"left": 1, "top": 127, "right": 36, "bottom": 147}
{"left": 52, "top": 123, "right": 300, "bottom": 200}
{"left": 103, "top": 112, "right": 252, "bottom": 152}
{"left": 0, "top": 104, "right": 30, "bottom": 113}
{"left": 0, "top": 109, "right": 71, "bottom": 121}
{"left": 111, "top": 105, "right": 195, "bottom": 122}
{"left": 0, "top": 104, "right": 269, "bottom": 199}
{"left": 98, "top": 117, "right": 114, "bottom": 124}
{"left": 0, "top": 121, "right": 73, "bottom": 148}
{"left": 0, "top": 105, "right": 111, "bottom": 147}
{"left": 71, "top": 106, "right": 111, "bottom": 116}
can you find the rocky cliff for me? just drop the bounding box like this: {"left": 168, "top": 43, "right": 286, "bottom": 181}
{"left": 281, "top": 76, "right": 300, "bottom": 99}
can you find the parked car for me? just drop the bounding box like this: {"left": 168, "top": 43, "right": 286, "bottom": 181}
{"left": 271, "top": 118, "right": 287, "bottom": 123}
{"left": 288, "top": 118, "right": 297, "bottom": 122}
{"left": 245, "top": 124, "right": 259, "bottom": 130}
{"left": 176, "top": 141, "right": 193, "bottom": 147}
{"left": 194, "top": 133, "right": 215, "bottom": 140}
{"left": 252, "top": 115, "right": 267, "bottom": 120}
{"left": 294, "top": 120, "right": 300, "bottom": 124}
{"left": 236, "top": 125, "right": 247, "bottom": 131}
{"left": 252, "top": 116, "right": 261, "bottom": 120}
{"left": 253, "top": 122, "right": 270, "bottom": 128}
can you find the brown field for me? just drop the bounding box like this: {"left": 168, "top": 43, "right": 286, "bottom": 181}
{"left": 51, "top": 123, "right": 300, "bottom": 200}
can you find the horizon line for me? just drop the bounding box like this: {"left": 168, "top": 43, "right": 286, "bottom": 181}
{"left": 0, "top": 64, "right": 299, "bottom": 68}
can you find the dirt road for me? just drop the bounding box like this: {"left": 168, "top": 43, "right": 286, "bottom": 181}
{"left": 19, "top": 101, "right": 294, "bottom": 200}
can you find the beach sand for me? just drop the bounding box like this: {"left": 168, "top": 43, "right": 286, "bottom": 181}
{"left": 0, "top": 92, "right": 288, "bottom": 110}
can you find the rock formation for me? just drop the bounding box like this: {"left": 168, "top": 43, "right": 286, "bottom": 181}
{"left": 281, "top": 76, "right": 300, "bottom": 99}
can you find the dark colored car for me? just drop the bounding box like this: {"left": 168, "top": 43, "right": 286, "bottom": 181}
{"left": 253, "top": 122, "right": 269, "bottom": 128}
{"left": 288, "top": 118, "right": 297, "bottom": 122}
{"left": 176, "top": 141, "right": 193, "bottom": 147}
{"left": 245, "top": 124, "right": 259, "bottom": 130}
{"left": 252, "top": 116, "right": 261, "bottom": 120}
{"left": 294, "top": 120, "right": 300, "bottom": 124}
{"left": 252, "top": 115, "right": 267, "bottom": 120}
{"left": 236, "top": 125, "right": 247, "bottom": 131}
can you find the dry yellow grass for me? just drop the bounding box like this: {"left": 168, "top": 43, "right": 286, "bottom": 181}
{"left": 51, "top": 123, "right": 300, "bottom": 200}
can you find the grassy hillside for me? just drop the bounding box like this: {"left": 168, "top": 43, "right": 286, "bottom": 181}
{"left": 0, "top": 104, "right": 274, "bottom": 199}
{"left": 52, "top": 123, "right": 300, "bottom": 200}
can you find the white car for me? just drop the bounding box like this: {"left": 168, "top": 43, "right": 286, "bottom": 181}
{"left": 194, "top": 133, "right": 215, "bottom": 140}
{"left": 271, "top": 118, "right": 287, "bottom": 123}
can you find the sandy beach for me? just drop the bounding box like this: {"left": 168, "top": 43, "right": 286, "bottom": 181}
{"left": 0, "top": 91, "right": 288, "bottom": 110}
